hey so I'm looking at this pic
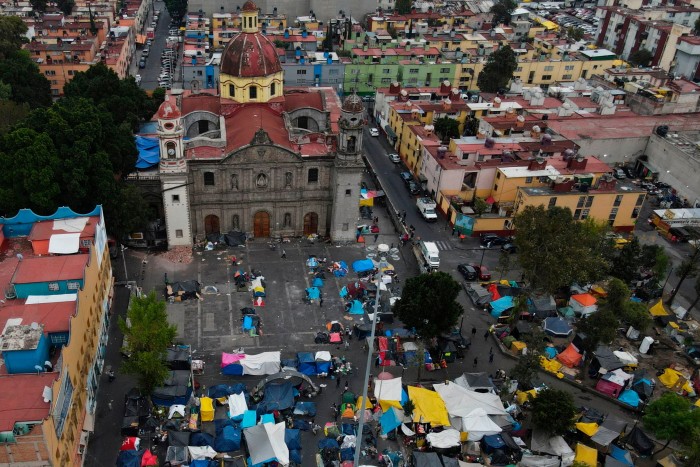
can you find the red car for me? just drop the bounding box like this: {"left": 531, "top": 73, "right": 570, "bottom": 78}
{"left": 471, "top": 264, "right": 491, "bottom": 281}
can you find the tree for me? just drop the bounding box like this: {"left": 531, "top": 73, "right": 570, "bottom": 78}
{"left": 395, "top": 0, "right": 412, "bottom": 15}
{"left": 608, "top": 236, "right": 642, "bottom": 284}
{"left": 530, "top": 388, "right": 576, "bottom": 436}
{"left": 0, "top": 16, "right": 29, "bottom": 59}
{"left": 0, "top": 96, "right": 30, "bottom": 135}
{"left": 576, "top": 309, "right": 619, "bottom": 372}
{"left": 473, "top": 197, "right": 489, "bottom": 217}
{"left": 644, "top": 392, "right": 700, "bottom": 452}
{"left": 434, "top": 116, "right": 460, "bottom": 141}
{"left": 123, "top": 350, "right": 171, "bottom": 394}
{"left": 514, "top": 206, "right": 609, "bottom": 294}
{"left": 628, "top": 49, "right": 653, "bottom": 67}
{"left": 119, "top": 291, "right": 177, "bottom": 354}
{"left": 490, "top": 0, "right": 517, "bottom": 26}
{"left": 600, "top": 278, "right": 651, "bottom": 331}
{"left": 163, "top": 0, "right": 187, "bottom": 21}
{"left": 679, "top": 433, "right": 700, "bottom": 467}
{"left": 668, "top": 246, "right": 699, "bottom": 305}
{"left": 509, "top": 351, "right": 540, "bottom": 390}
{"left": 393, "top": 272, "right": 464, "bottom": 339}
{"left": 640, "top": 244, "right": 669, "bottom": 286}
{"left": 477, "top": 45, "right": 517, "bottom": 93}
{"left": 566, "top": 26, "right": 584, "bottom": 42}
{"left": 497, "top": 249, "right": 511, "bottom": 280}
{"left": 688, "top": 275, "right": 700, "bottom": 312}
{"left": 56, "top": 0, "right": 75, "bottom": 15}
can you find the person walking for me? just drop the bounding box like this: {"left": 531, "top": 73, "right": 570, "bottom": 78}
{"left": 344, "top": 340, "right": 350, "bottom": 351}
{"left": 374, "top": 233, "right": 379, "bottom": 242}
{"left": 473, "top": 357, "right": 478, "bottom": 368}
{"left": 108, "top": 369, "right": 116, "bottom": 382}
{"left": 281, "top": 249, "right": 287, "bottom": 259}
{"left": 484, "top": 329, "right": 490, "bottom": 341}
{"left": 344, "top": 381, "right": 349, "bottom": 392}
{"left": 471, "top": 326, "right": 477, "bottom": 337}
{"left": 336, "top": 377, "right": 341, "bottom": 389}
{"left": 489, "top": 352, "right": 494, "bottom": 364}
{"left": 319, "top": 296, "right": 324, "bottom": 307}
{"left": 331, "top": 403, "right": 339, "bottom": 420}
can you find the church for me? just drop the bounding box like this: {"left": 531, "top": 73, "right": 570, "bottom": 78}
{"left": 152, "top": 0, "right": 364, "bottom": 247}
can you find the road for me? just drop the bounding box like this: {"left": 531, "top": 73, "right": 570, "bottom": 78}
{"left": 131, "top": 0, "right": 181, "bottom": 90}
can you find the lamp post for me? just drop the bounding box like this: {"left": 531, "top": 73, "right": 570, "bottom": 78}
{"left": 353, "top": 273, "right": 383, "bottom": 465}
{"left": 121, "top": 245, "right": 129, "bottom": 282}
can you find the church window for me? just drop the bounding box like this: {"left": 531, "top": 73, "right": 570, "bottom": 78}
{"left": 175, "top": 229, "right": 183, "bottom": 238}
{"left": 203, "top": 172, "right": 215, "bottom": 186}
{"left": 345, "top": 189, "right": 352, "bottom": 196}
{"left": 271, "top": 82, "right": 276, "bottom": 95}
{"left": 172, "top": 194, "right": 180, "bottom": 202}
{"left": 229, "top": 84, "right": 235, "bottom": 96}
{"left": 249, "top": 86, "right": 258, "bottom": 99}
{"left": 232, "top": 215, "right": 240, "bottom": 230}
{"left": 256, "top": 173, "right": 268, "bottom": 188}
{"left": 307, "top": 168, "right": 319, "bottom": 183}
{"left": 284, "top": 172, "right": 293, "bottom": 187}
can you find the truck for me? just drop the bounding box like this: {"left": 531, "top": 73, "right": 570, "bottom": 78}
{"left": 417, "top": 197, "right": 438, "bottom": 222}
{"left": 418, "top": 241, "right": 440, "bottom": 271}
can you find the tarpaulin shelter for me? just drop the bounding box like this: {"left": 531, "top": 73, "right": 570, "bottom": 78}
{"left": 519, "top": 454, "right": 562, "bottom": 467}
{"left": 490, "top": 296, "right": 514, "bottom": 318}
{"left": 293, "top": 401, "right": 316, "bottom": 416}
{"left": 433, "top": 382, "right": 508, "bottom": 418}
{"left": 486, "top": 283, "right": 501, "bottom": 301}
{"left": 168, "top": 430, "right": 190, "bottom": 446}
{"left": 223, "top": 231, "right": 246, "bottom": 246}
{"left": 116, "top": 450, "right": 144, "bottom": 467}
{"left": 613, "top": 351, "right": 638, "bottom": 367}
{"left": 407, "top": 386, "right": 450, "bottom": 426}
{"left": 658, "top": 367, "right": 694, "bottom": 394}
{"left": 141, "top": 449, "right": 159, "bottom": 466}
{"left": 166, "top": 347, "right": 191, "bottom": 370}
{"left": 460, "top": 408, "right": 503, "bottom": 440}
{"left": 297, "top": 352, "right": 316, "bottom": 376}
{"left": 574, "top": 443, "right": 598, "bottom": 467}
{"left": 412, "top": 451, "right": 443, "bottom": 467}
{"left": 188, "top": 446, "right": 217, "bottom": 460}
{"left": 621, "top": 425, "right": 653, "bottom": 456}
{"left": 200, "top": 397, "right": 214, "bottom": 422}
{"left": 135, "top": 136, "right": 160, "bottom": 169}
{"left": 314, "top": 351, "right": 332, "bottom": 374}
{"left": 591, "top": 417, "right": 627, "bottom": 447}
{"left": 575, "top": 422, "right": 599, "bottom": 437}
{"left": 151, "top": 371, "right": 192, "bottom": 407}
{"left": 570, "top": 294, "right": 597, "bottom": 316}
{"left": 190, "top": 432, "right": 215, "bottom": 447}
{"left": 209, "top": 384, "right": 246, "bottom": 400}
{"left": 557, "top": 344, "right": 583, "bottom": 368}
{"left": 120, "top": 437, "right": 141, "bottom": 451}
{"left": 379, "top": 407, "right": 404, "bottom": 435}
{"left": 348, "top": 299, "right": 364, "bottom": 315}
{"left": 530, "top": 295, "right": 557, "bottom": 319}
{"left": 257, "top": 383, "right": 295, "bottom": 412}
{"left": 608, "top": 445, "right": 633, "bottom": 465}
{"left": 543, "top": 317, "right": 573, "bottom": 337}
{"left": 251, "top": 369, "right": 318, "bottom": 398}
{"left": 214, "top": 425, "right": 242, "bottom": 452}
{"left": 221, "top": 353, "right": 245, "bottom": 375}
{"left": 426, "top": 429, "right": 461, "bottom": 448}
{"left": 618, "top": 390, "right": 640, "bottom": 407}
{"left": 596, "top": 376, "right": 624, "bottom": 398}
{"left": 166, "top": 280, "right": 201, "bottom": 301}
{"left": 352, "top": 259, "right": 375, "bottom": 273}
{"left": 454, "top": 372, "right": 495, "bottom": 393}
{"left": 244, "top": 422, "right": 289, "bottom": 466}
{"left": 591, "top": 345, "right": 625, "bottom": 373}
{"left": 306, "top": 287, "right": 320, "bottom": 300}
{"left": 649, "top": 300, "right": 670, "bottom": 316}
{"left": 374, "top": 376, "right": 403, "bottom": 402}
{"left": 241, "top": 410, "right": 257, "bottom": 429}
{"left": 530, "top": 431, "right": 575, "bottom": 465}
{"left": 240, "top": 352, "right": 281, "bottom": 375}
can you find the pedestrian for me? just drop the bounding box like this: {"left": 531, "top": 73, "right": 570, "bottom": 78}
{"left": 489, "top": 347, "right": 494, "bottom": 356}
{"left": 401, "top": 210, "right": 407, "bottom": 221}
{"left": 374, "top": 233, "right": 379, "bottom": 242}
{"left": 336, "top": 377, "right": 341, "bottom": 389}
{"left": 344, "top": 381, "right": 349, "bottom": 392}
{"left": 471, "top": 326, "right": 477, "bottom": 337}
{"left": 473, "top": 357, "right": 478, "bottom": 368}
{"left": 484, "top": 330, "right": 489, "bottom": 341}
{"left": 489, "top": 353, "right": 494, "bottom": 364}
{"left": 452, "top": 227, "right": 456, "bottom": 236}
{"left": 281, "top": 249, "right": 286, "bottom": 259}
{"left": 108, "top": 369, "right": 116, "bottom": 382}
{"left": 344, "top": 340, "right": 350, "bottom": 350}
{"left": 332, "top": 403, "right": 339, "bottom": 420}
{"left": 320, "top": 297, "right": 324, "bottom": 307}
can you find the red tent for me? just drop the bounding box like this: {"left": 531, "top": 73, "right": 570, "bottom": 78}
{"left": 557, "top": 344, "right": 583, "bottom": 368}
{"left": 487, "top": 283, "right": 501, "bottom": 301}
{"left": 595, "top": 378, "right": 623, "bottom": 398}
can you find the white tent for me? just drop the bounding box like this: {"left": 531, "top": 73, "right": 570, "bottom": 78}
{"left": 168, "top": 404, "right": 186, "bottom": 419}
{"left": 530, "top": 430, "right": 574, "bottom": 466}
{"left": 244, "top": 422, "right": 289, "bottom": 466}
{"left": 426, "top": 428, "right": 461, "bottom": 448}
{"left": 188, "top": 446, "right": 217, "bottom": 460}
{"left": 228, "top": 393, "right": 248, "bottom": 418}
{"left": 374, "top": 376, "right": 403, "bottom": 402}
{"left": 459, "top": 408, "right": 502, "bottom": 440}
{"left": 241, "top": 352, "right": 281, "bottom": 375}
{"left": 434, "top": 382, "right": 508, "bottom": 418}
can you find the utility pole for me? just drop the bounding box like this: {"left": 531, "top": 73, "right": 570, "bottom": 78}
{"left": 353, "top": 273, "right": 383, "bottom": 465}
{"left": 121, "top": 245, "right": 129, "bottom": 282}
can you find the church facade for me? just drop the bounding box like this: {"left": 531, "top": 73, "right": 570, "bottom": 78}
{"left": 153, "top": 0, "right": 364, "bottom": 247}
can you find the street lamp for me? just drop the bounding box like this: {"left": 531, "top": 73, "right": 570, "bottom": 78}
{"left": 121, "top": 245, "right": 129, "bottom": 282}
{"left": 353, "top": 272, "right": 383, "bottom": 465}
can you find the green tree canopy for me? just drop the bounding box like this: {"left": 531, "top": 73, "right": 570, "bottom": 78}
{"left": 393, "top": 272, "right": 464, "bottom": 339}
{"left": 576, "top": 308, "right": 618, "bottom": 367}
{"left": 628, "top": 49, "right": 653, "bottom": 67}
{"left": 123, "top": 350, "right": 171, "bottom": 394}
{"left": 434, "top": 116, "right": 460, "bottom": 141}
{"left": 0, "top": 16, "right": 29, "bottom": 59}
{"left": 119, "top": 291, "right": 177, "bottom": 354}
{"left": 395, "top": 0, "right": 412, "bottom": 15}
{"left": 477, "top": 45, "right": 517, "bottom": 93}
{"left": 644, "top": 392, "right": 700, "bottom": 451}
{"left": 669, "top": 246, "right": 699, "bottom": 305}
{"left": 566, "top": 26, "right": 584, "bottom": 42}
{"left": 601, "top": 278, "right": 652, "bottom": 331}
{"left": 490, "top": 0, "right": 517, "bottom": 26}
{"left": 530, "top": 388, "right": 577, "bottom": 435}
{"left": 164, "top": 0, "right": 187, "bottom": 21}
{"left": 513, "top": 206, "right": 609, "bottom": 293}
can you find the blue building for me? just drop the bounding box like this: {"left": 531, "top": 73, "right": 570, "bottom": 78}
{"left": 10, "top": 255, "right": 88, "bottom": 299}
{"left": 1, "top": 324, "right": 50, "bottom": 374}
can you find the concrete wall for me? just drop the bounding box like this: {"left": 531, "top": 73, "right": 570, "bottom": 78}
{"left": 572, "top": 136, "right": 650, "bottom": 164}
{"left": 186, "top": 0, "right": 375, "bottom": 22}
{"left": 643, "top": 134, "right": 700, "bottom": 205}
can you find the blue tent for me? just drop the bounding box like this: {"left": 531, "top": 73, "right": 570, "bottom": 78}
{"left": 380, "top": 408, "right": 402, "bottom": 435}
{"left": 618, "top": 389, "right": 640, "bottom": 408}
{"left": 116, "top": 450, "right": 144, "bottom": 467}
{"left": 306, "top": 257, "right": 319, "bottom": 268}
{"left": 543, "top": 317, "right": 573, "bottom": 337}
{"left": 315, "top": 356, "right": 331, "bottom": 374}
{"left": 191, "top": 461, "right": 217, "bottom": 467}
{"left": 293, "top": 401, "right": 317, "bottom": 416}
{"left": 260, "top": 413, "right": 275, "bottom": 424}
{"left": 609, "top": 445, "right": 633, "bottom": 465}
{"left": 490, "top": 296, "right": 514, "bottom": 318}
{"left": 333, "top": 261, "right": 348, "bottom": 277}
{"left": 318, "top": 438, "right": 340, "bottom": 450}
{"left": 190, "top": 432, "right": 215, "bottom": 447}
{"left": 209, "top": 384, "right": 246, "bottom": 399}
{"left": 306, "top": 287, "right": 320, "bottom": 300}
{"left": 242, "top": 315, "right": 254, "bottom": 331}
{"left": 544, "top": 347, "right": 558, "bottom": 359}
{"left": 241, "top": 410, "right": 257, "bottom": 428}
{"left": 215, "top": 418, "right": 234, "bottom": 434}
{"left": 134, "top": 136, "right": 160, "bottom": 169}
{"left": 297, "top": 352, "right": 316, "bottom": 376}
{"left": 352, "top": 259, "right": 375, "bottom": 273}
{"left": 289, "top": 449, "right": 302, "bottom": 464}
{"left": 482, "top": 434, "right": 506, "bottom": 453}
{"left": 258, "top": 383, "right": 295, "bottom": 412}
{"left": 285, "top": 429, "right": 302, "bottom": 450}
{"left": 339, "top": 286, "right": 349, "bottom": 298}
{"left": 312, "top": 277, "right": 324, "bottom": 287}
{"left": 348, "top": 300, "right": 364, "bottom": 315}
{"left": 214, "top": 425, "right": 241, "bottom": 452}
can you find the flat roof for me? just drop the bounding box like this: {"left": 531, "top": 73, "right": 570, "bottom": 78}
{"left": 500, "top": 165, "right": 560, "bottom": 178}
{"left": 0, "top": 373, "right": 56, "bottom": 431}
{"left": 0, "top": 298, "right": 76, "bottom": 335}
{"left": 12, "top": 255, "right": 88, "bottom": 284}
{"left": 0, "top": 324, "right": 43, "bottom": 351}
{"left": 547, "top": 113, "right": 700, "bottom": 140}
{"left": 28, "top": 216, "right": 99, "bottom": 241}
{"left": 468, "top": 102, "right": 523, "bottom": 111}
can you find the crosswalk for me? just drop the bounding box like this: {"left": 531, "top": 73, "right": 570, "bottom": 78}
{"left": 433, "top": 240, "right": 453, "bottom": 251}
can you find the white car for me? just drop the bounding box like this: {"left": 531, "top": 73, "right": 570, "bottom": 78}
{"left": 369, "top": 128, "right": 379, "bottom": 137}
{"left": 389, "top": 153, "right": 400, "bottom": 163}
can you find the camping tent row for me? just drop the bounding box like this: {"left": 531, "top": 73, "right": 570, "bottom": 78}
{"left": 295, "top": 351, "right": 331, "bottom": 376}
{"left": 221, "top": 352, "right": 281, "bottom": 376}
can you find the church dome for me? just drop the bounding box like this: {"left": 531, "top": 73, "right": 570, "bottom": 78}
{"left": 342, "top": 93, "right": 364, "bottom": 113}
{"left": 220, "top": 32, "right": 282, "bottom": 78}
{"left": 241, "top": 0, "right": 257, "bottom": 11}
{"left": 156, "top": 96, "right": 181, "bottom": 119}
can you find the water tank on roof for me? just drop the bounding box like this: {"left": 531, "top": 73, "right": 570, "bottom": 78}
{"left": 517, "top": 115, "right": 525, "bottom": 122}
{"left": 541, "top": 134, "right": 552, "bottom": 145}
{"left": 532, "top": 125, "right": 541, "bottom": 133}
{"left": 485, "top": 137, "right": 495, "bottom": 148}
{"left": 563, "top": 148, "right": 575, "bottom": 159}
{"left": 656, "top": 125, "right": 669, "bottom": 137}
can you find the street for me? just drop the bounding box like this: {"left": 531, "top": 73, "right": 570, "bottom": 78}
{"left": 131, "top": 1, "right": 181, "bottom": 91}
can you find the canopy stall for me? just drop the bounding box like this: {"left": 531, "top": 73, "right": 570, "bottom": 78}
{"left": 243, "top": 422, "right": 289, "bottom": 466}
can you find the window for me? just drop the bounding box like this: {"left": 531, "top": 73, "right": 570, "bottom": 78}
{"left": 203, "top": 172, "right": 215, "bottom": 186}
{"left": 172, "top": 194, "right": 180, "bottom": 202}
{"left": 329, "top": 69, "right": 338, "bottom": 76}
{"left": 351, "top": 69, "right": 359, "bottom": 75}
{"left": 308, "top": 168, "right": 319, "bottom": 183}
{"left": 53, "top": 372, "right": 74, "bottom": 437}
{"left": 581, "top": 209, "right": 590, "bottom": 219}
{"left": 249, "top": 86, "right": 258, "bottom": 99}
{"left": 477, "top": 155, "right": 485, "bottom": 162}
{"left": 609, "top": 207, "right": 618, "bottom": 220}
{"left": 197, "top": 70, "right": 203, "bottom": 76}
{"left": 548, "top": 197, "right": 557, "bottom": 208}
{"left": 574, "top": 209, "right": 582, "bottom": 220}
{"left": 544, "top": 66, "right": 554, "bottom": 71}
{"left": 50, "top": 333, "right": 68, "bottom": 345}
{"left": 562, "top": 74, "right": 572, "bottom": 80}
{"left": 614, "top": 195, "right": 623, "bottom": 207}
{"left": 297, "top": 69, "right": 307, "bottom": 75}
{"left": 440, "top": 67, "right": 450, "bottom": 73}
{"left": 383, "top": 68, "right": 391, "bottom": 74}
{"left": 636, "top": 194, "right": 645, "bottom": 206}
{"left": 632, "top": 207, "right": 640, "bottom": 218}
{"left": 516, "top": 66, "right": 523, "bottom": 72}
{"left": 48, "top": 282, "right": 60, "bottom": 291}
{"left": 283, "top": 213, "right": 292, "bottom": 227}
{"left": 409, "top": 68, "right": 419, "bottom": 74}
{"left": 525, "top": 176, "right": 533, "bottom": 184}
{"left": 176, "top": 229, "right": 183, "bottom": 238}
{"left": 81, "top": 239, "right": 91, "bottom": 247}
{"left": 565, "top": 65, "right": 575, "bottom": 71}
{"left": 67, "top": 281, "right": 80, "bottom": 290}
{"left": 494, "top": 184, "right": 499, "bottom": 191}
{"left": 229, "top": 84, "right": 235, "bottom": 96}
{"left": 271, "top": 82, "right": 276, "bottom": 95}
{"left": 381, "top": 78, "right": 391, "bottom": 84}
{"left": 345, "top": 189, "right": 352, "bottom": 196}
{"left": 542, "top": 74, "right": 552, "bottom": 80}
{"left": 342, "top": 223, "right": 349, "bottom": 231}
{"left": 496, "top": 171, "right": 501, "bottom": 179}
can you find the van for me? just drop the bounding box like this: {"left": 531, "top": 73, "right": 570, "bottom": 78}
{"left": 419, "top": 241, "right": 440, "bottom": 270}
{"left": 668, "top": 227, "right": 691, "bottom": 242}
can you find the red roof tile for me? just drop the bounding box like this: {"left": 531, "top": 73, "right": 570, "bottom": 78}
{"left": 13, "top": 255, "right": 88, "bottom": 284}
{"left": 220, "top": 32, "right": 282, "bottom": 78}
{"left": 0, "top": 373, "right": 56, "bottom": 430}
{"left": 28, "top": 217, "right": 99, "bottom": 242}
{"left": 284, "top": 90, "right": 323, "bottom": 111}
{"left": 223, "top": 104, "right": 291, "bottom": 150}
{"left": 0, "top": 300, "right": 75, "bottom": 334}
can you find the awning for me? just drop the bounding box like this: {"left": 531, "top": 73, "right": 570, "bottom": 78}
{"left": 384, "top": 125, "right": 397, "bottom": 139}
{"left": 48, "top": 233, "right": 80, "bottom": 254}
{"left": 136, "top": 34, "right": 147, "bottom": 44}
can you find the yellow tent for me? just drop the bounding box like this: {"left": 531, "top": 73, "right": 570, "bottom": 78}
{"left": 695, "top": 399, "right": 700, "bottom": 407}
{"left": 515, "top": 389, "right": 538, "bottom": 405}
{"left": 649, "top": 300, "right": 669, "bottom": 316}
{"left": 407, "top": 386, "right": 450, "bottom": 426}
{"left": 200, "top": 397, "right": 215, "bottom": 422}
{"left": 575, "top": 422, "right": 599, "bottom": 437}
{"left": 539, "top": 357, "right": 565, "bottom": 378}
{"left": 379, "top": 399, "right": 403, "bottom": 411}
{"left": 658, "top": 368, "right": 694, "bottom": 394}
{"left": 356, "top": 396, "right": 374, "bottom": 410}
{"left": 574, "top": 443, "right": 598, "bottom": 467}
{"left": 359, "top": 198, "right": 374, "bottom": 207}
{"left": 512, "top": 341, "right": 527, "bottom": 353}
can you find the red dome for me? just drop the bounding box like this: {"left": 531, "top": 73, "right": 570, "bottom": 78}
{"left": 156, "top": 97, "right": 181, "bottom": 119}
{"left": 241, "top": 0, "right": 257, "bottom": 11}
{"left": 220, "top": 32, "right": 282, "bottom": 78}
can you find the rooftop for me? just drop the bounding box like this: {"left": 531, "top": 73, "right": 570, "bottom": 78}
{"left": 520, "top": 179, "right": 645, "bottom": 197}
{"left": 0, "top": 373, "right": 56, "bottom": 431}
{"left": 28, "top": 216, "right": 99, "bottom": 242}
{"left": 500, "top": 165, "right": 560, "bottom": 178}
{"left": 12, "top": 255, "right": 88, "bottom": 285}
{"left": 0, "top": 297, "right": 76, "bottom": 335}
{"left": 0, "top": 324, "right": 44, "bottom": 352}
{"left": 546, "top": 113, "right": 700, "bottom": 140}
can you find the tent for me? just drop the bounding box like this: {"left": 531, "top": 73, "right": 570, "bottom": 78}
{"left": 140, "top": 450, "right": 159, "bottom": 466}
{"left": 558, "top": 306, "right": 576, "bottom": 320}
{"left": 352, "top": 259, "right": 375, "bottom": 273}
{"left": 618, "top": 390, "right": 640, "bottom": 407}
{"left": 596, "top": 376, "right": 624, "bottom": 398}
{"left": 543, "top": 317, "right": 573, "bottom": 337}
{"left": 168, "top": 430, "right": 190, "bottom": 447}
{"left": 412, "top": 451, "right": 443, "bottom": 467}
{"left": 297, "top": 352, "right": 316, "bottom": 376}
{"left": 519, "top": 454, "right": 562, "bottom": 467}
{"left": 544, "top": 347, "right": 558, "bottom": 359}
{"left": 658, "top": 367, "right": 694, "bottom": 394}
{"left": 433, "top": 382, "right": 508, "bottom": 418}
{"left": 315, "top": 351, "right": 332, "bottom": 375}
{"left": 241, "top": 352, "right": 281, "bottom": 376}
{"left": 188, "top": 446, "right": 217, "bottom": 460}
{"left": 570, "top": 294, "right": 597, "bottom": 316}
{"left": 214, "top": 425, "right": 242, "bottom": 452}
{"left": 490, "top": 296, "right": 514, "bottom": 318}
{"left": 609, "top": 445, "right": 633, "bottom": 465}
{"left": 530, "top": 431, "right": 575, "bottom": 466}
{"left": 407, "top": 386, "right": 450, "bottom": 426}
{"left": 200, "top": 397, "right": 214, "bottom": 422}
{"left": 251, "top": 369, "right": 318, "bottom": 398}
{"left": 460, "top": 408, "right": 503, "bottom": 440}
{"left": 591, "top": 346, "right": 625, "bottom": 373}
{"left": 166, "top": 348, "right": 191, "bottom": 370}
{"left": 575, "top": 422, "right": 599, "bottom": 437}
{"left": 244, "top": 422, "right": 289, "bottom": 466}
{"left": 621, "top": 425, "right": 653, "bottom": 456}
{"left": 374, "top": 376, "right": 403, "bottom": 402}
{"left": 167, "top": 280, "right": 201, "bottom": 301}
{"left": 190, "top": 432, "right": 215, "bottom": 448}
{"left": 530, "top": 295, "right": 557, "bottom": 319}
{"left": 379, "top": 407, "right": 404, "bottom": 435}
{"left": 348, "top": 300, "right": 364, "bottom": 315}
{"left": 306, "top": 287, "right": 320, "bottom": 300}
{"left": 454, "top": 372, "right": 496, "bottom": 393}
{"left": 293, "top": 401, "right": 316, "bottom": 416}
{"left": 151, "top": 370, "right": 192, "bottom": 407}
{"left": 221, "top": 353, "right": 246, "bottom": 376}
{"left": 257, "top": 383, "right": 296, "bottom": 412}
{"left": 613, "top": 351, "right": 638, "bottom": 367}
{"left": 225, "top": 393, "right": 247, "bottom": 420}
{"left": 591, "top": 417, "right": 627, "bottom": 447}
{"left": 649, "top": 300, "right": 669, "bottom": 317}
{"left": 116, "top": 450, "right": 144, "bottom": 467}
{"left": 574, "top": 443, "right": 598, "bottom": 467}
{"left": 312, "top": 277, "right": 324, "bottom": 288}
{"left": 426, "top": 428, "right": 461, "bottom": 448}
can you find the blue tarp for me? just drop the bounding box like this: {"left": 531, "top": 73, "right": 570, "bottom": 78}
{"left": 215, "top": 418, "right": 234, "bottom": 434}
{"left": 340, "top": 286, "right": 349, "bottom": 298}
{"left": 241, "top": 410, "right": 257, "bottom": 428}
{"left": 352, "top": 259, "right": 375, "bottom": 273}
{"left": 290, "top": 449, "right": 302, "bottom": 464}
{"left": 209, "top": 384, "right": 246, "bottom": 399}
{"left": 609, "top": 445, "right": 633, "bottom": 465}
{"left": 297, "top": 352, "right": 316, "bottom": 376}
{"left": 312, "top": 277, "right": 324, "bottom": 287}
{"left": 214, "top": 425, "right": 241, "bottom": 452}
{"left": 482, "top": 434, "right": 506, "bottom": 453}
{"left": 306, "top": 287, "right": 320, "bottom": 300}
{"left": 544, "top": 347, "right": 558, "bottom": 359}
{"left": 260, "top": 413, "right": 275, "bottom": 424}
{"left": 258, "top": 383, "right": 295, "bottom": 412}
{"left": 293, "top": 401, "right": 317, "bottom": 416}
{"left": 306, "top": 257, "right": 318, "bottom": 268}
{"left": 243, "top": 315, "right": 254, "bottom": 331}
{"left": 490, "top": 296, "right": 514, "bottom": 318}
{"left": 348, "top": 300, "right": 364, "bottom": 315}
{"left": 380, "top": 409, "right": 402, "bottom": 434}
{"left": 316, "top": 360, "right": 331, "bottom": 374}
{"left": 135, "top": 136, "right": 160, "bottom": 169}
{"left": 333, "top": 261, "right": 348, "bottom": 277}
{"left": 543, "top": 317, "right": 573, "bottom": 337}
{"left": 190, "top": 432, "right": 215, "bottom": 447}
{"left": 285, "top": 429, "right": 302, "bottom": 450}
{"left": 318, "top": 438, "right": 340, "bottom": 450}
{"left": 191, "top": 461, "right": 217, "bottom": 467}
{"left": 116, "top": 450, "right": 143, "bottom": 467}
{"left": 618, "top": 389, "right": 640, "bottom": 408}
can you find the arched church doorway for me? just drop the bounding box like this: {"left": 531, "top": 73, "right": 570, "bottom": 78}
{"left": 253, "top": 211, "right": 271, "bottom": 238}
{"left": 303, "top": 212, "right": 318, "bottom": 236}
{"left": 204, "top": 215, "right": 220, "bottom": 235}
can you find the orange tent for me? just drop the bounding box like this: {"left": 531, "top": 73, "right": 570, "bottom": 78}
{"left": 557, "top": 344, "right": 583, "bottom": 368}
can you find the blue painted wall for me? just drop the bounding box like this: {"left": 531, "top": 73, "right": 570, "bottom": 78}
{"left": 3, "top": 334, "right": 50, "bottom": 374}
{"left": 0, "top": 206, "right": 102, "bottom": 238}
{"left": 14, "top": 280, "right": 84, "bottom": 299}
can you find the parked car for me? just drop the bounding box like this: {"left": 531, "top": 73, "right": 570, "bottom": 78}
{"left": 613, "top": 168, "right": 626, "bottom": 179}
{"left": 407, "top": 181, "right": 420, "bottom": 195}
{"left": 139, "top": 58, "right": 146, "bottom": 68}
{"left": 501, "top": 243, "right": 517, "bottom": 254}
{"left": 389, "top": 153, "right": 401, "bottom": 163}
{"left": 142, "top": 48, "right": 150, "bottom": 57}
{"left": 369, "top": 128, "right": 379, "bottom": 137}
{"left": 400, "top": 171, "right": 413, "bottom": 184}
{"left": 471, "top": 264, "right": 491, "bottom": 281}
{"left": 480, "top": 233, "right": 509, "bottom": 247}
{"left": 458, "top": 264, "right": 478, "bottom": 281}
